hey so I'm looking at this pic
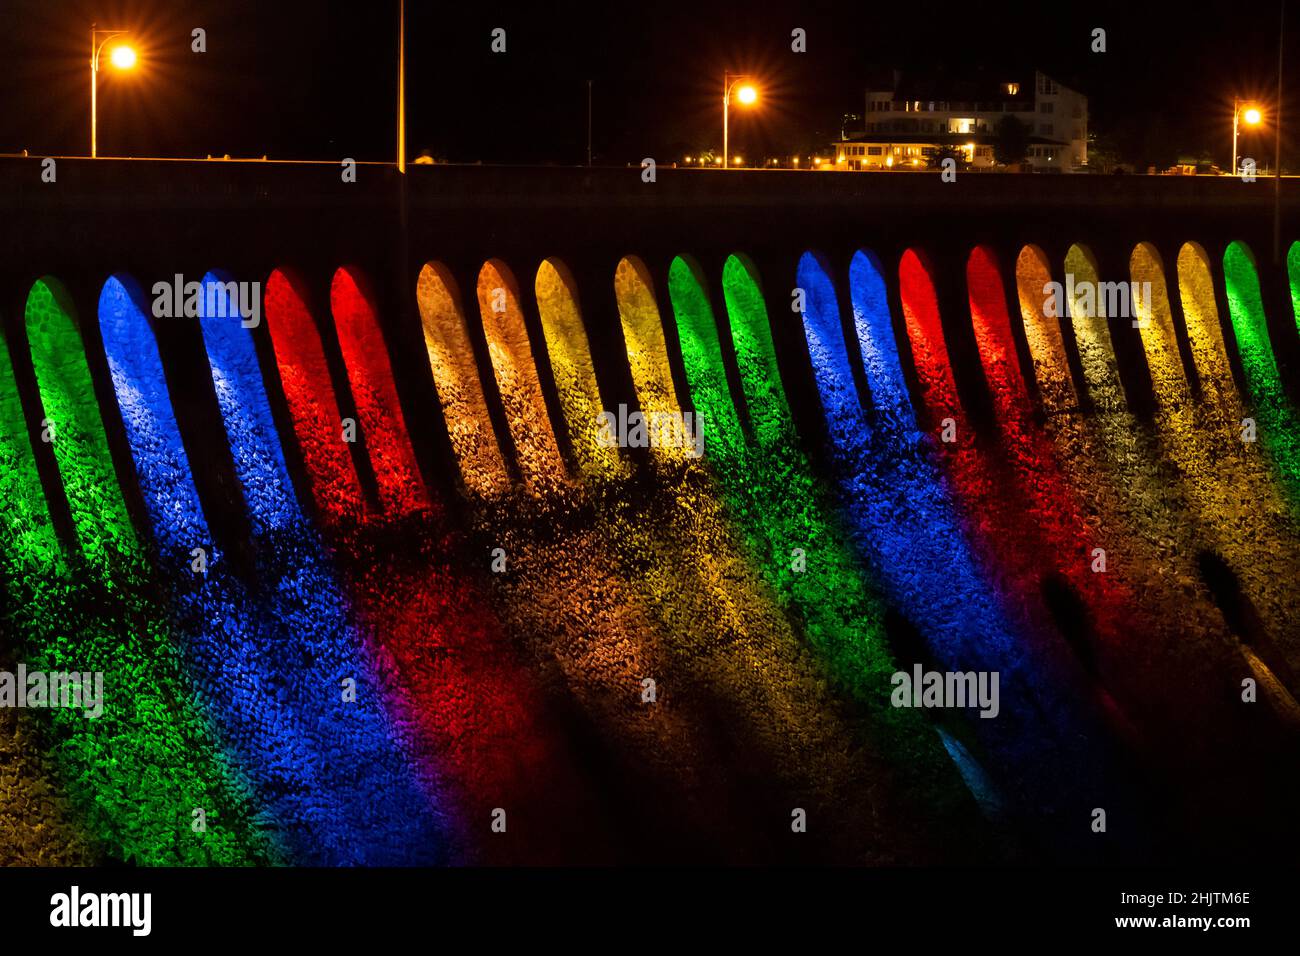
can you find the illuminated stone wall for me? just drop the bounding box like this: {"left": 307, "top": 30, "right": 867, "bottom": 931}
{"left": 2, "top": 240, "right": 1300, "bottom": 863}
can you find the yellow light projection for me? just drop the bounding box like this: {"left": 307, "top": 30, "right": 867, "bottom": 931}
{"left": 1063, "top": 244, "right": 1128, "bottom": 415}
{"left": 614, "top": 256, "right": 683, "bottom": 420}
{"left": 416, "top": 262, "right": 510, "bottom": 496}
{"left": 1176, "top": 243, "right": 1244, "bottom": 416}
{"left": 1130, "top": 243, "right": 1196, "bottom": 414}
{"left": 1014, "top": 245, "right": 1078, "bottom": 417}
{"left": 475, "top": 260, "right": 567, "bottom": 494}
{"left": 534, "top": 259, "right": 627, "bottom": 481}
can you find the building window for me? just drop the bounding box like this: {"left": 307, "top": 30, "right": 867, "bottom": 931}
{"left": 1040, "top": 102, "right": 1054, "bottom": 113}
{"left": 868, "top": 146, "right": 883, "bottom": 155}
{"left": 1038, "top": 123, "right": 1053, "bottom": 135}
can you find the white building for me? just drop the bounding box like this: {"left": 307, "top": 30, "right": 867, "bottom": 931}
{"left": 832, "top": 70, "right": 1088, "bottom": 172}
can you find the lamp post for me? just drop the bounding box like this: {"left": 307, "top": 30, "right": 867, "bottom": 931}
{"left": 722, "top": 72, "right": 758, "bottom": 169}
{"left": 90, "top": 25, "right": 135, "bottom": 158}
{"left": 1232, "top": 97, "right": 1262, "bottom": 177}
{"left": 397, "top": 0, "right": 405, "bottom": 173}
{"left": 1274, "top": 0, "right": 1285, "bottom": 265}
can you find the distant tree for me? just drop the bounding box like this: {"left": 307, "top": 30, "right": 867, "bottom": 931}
{"left": 1104, "top": 114, "right": 1185, "bottom": 173}
{"left": 992, "top": 116, "right": 1031, "bottom": 167}
{"left": 1086, "top": 131, "right": 1121, "bottom": 172}
{"left": 1140, "top": 117, "right": 1182, "bottom": 173}
{"left": 927, "top": 140, "right": 969, "bottom": 171}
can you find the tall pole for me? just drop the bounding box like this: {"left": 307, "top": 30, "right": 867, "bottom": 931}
{"left": 587, "top": 79, "right": 592, "bottom": 166}
{"left": 1232, "top": 95, "right": 1240, "bottom": 178}
{"left": 90, "top": 24, "right": 98, "bottom": 158}
{"left": 723, "top": 72, "right": 730, "bottom": 170}
{"left": 397, "top": 0, "right": 406, "bottom": 173}
{"left": 1274, "top": 0, "right": 1285, "bottom": 265}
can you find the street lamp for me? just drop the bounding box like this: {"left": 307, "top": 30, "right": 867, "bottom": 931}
{"left": 90, "top": 25, "right": 136, "bottom": 158}
{"left": 1232, "top": 97, "right": 1263, "bottom": 177}
{"left": 723, "top": 72, "right": 758, "bottom": 169}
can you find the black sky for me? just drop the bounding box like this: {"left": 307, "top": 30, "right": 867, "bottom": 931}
{"left": 0, "top": 0, "right": 1293, "bottom": 166}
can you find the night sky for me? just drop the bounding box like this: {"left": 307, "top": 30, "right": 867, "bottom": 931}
{"left": 0, "top": 0, "right": 1293, "bottom": 167}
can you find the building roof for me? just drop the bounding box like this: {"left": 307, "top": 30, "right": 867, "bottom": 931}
{"left": 835, "top": 132, "right": 1068, "bottom": 147}
{"left": 865, "top": 66, "right": 1047, "bottom": 103}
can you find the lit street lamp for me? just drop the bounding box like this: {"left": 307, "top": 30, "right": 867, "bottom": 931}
{"left": 1232, "top": 97, "right": 1263, "bottom": 177}
{"left": 90, "top": 25, "right": 136, "bottom": 158}
{"left": 723, "top": 72, "right": 758, "bottom": 169}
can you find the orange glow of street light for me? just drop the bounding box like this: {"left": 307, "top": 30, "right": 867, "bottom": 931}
{"left": 1231, "top": 98, "right": 1265, "bottom": 176}
{"left": 736, "top": 84, "right": 757, "bottom": 106}
{"left": 109, "top": 45, "right": 137, "bottom": 69}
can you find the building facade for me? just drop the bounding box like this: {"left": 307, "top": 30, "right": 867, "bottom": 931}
{"left": 832, "top": 70, "right": 1087, "bottom": 172}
